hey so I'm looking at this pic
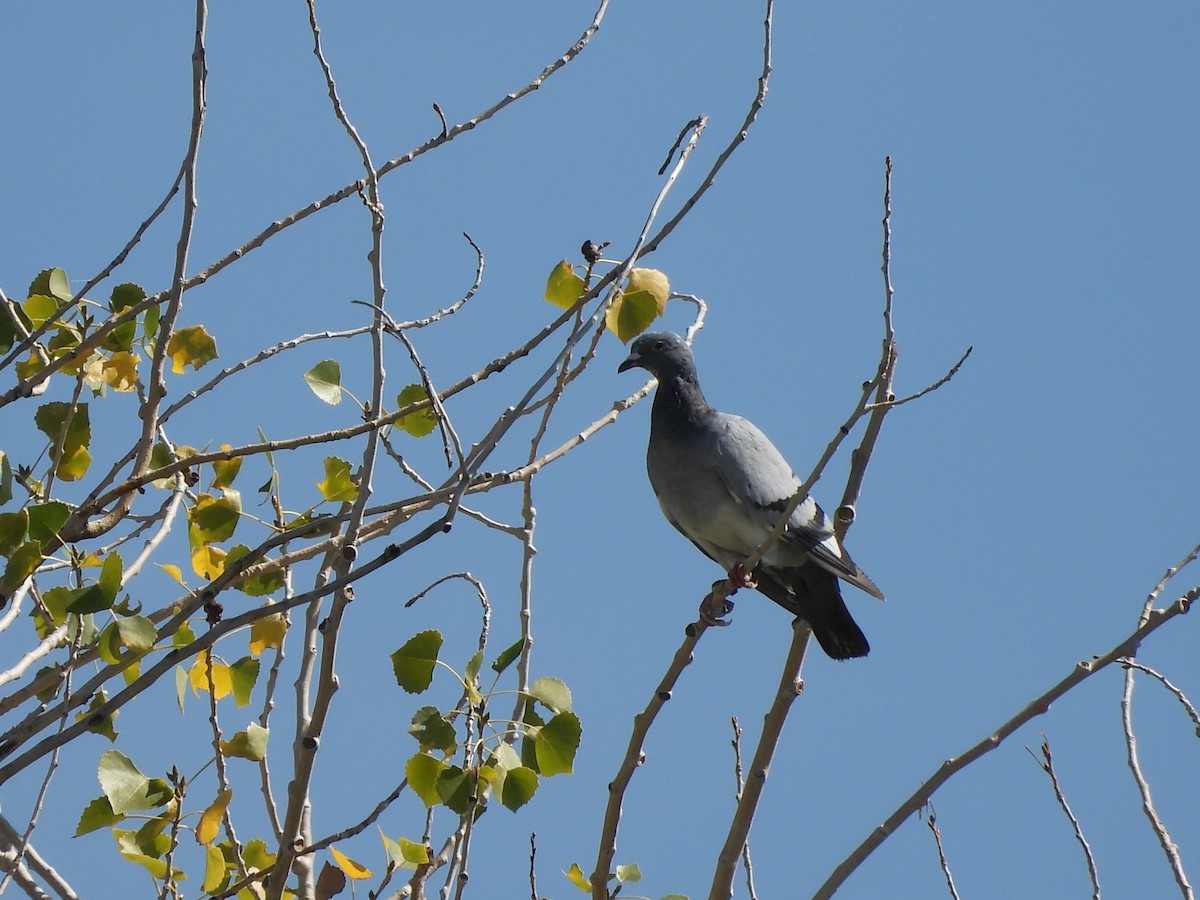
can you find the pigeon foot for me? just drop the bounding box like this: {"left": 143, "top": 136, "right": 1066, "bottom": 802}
{"left": 700, "top": 581, "right": 735, "bottom": 626}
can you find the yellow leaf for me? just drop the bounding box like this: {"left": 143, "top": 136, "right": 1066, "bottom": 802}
{"left": 249, "top": 612, "right": 287, "bottom": 656}
{"left": 191, "top": 544, "right": 227, "bottom": 580}
{"left": 316, "top": 457, "right": 358, "bottom": 503}
{"left": 625, "top": 267, "right": 671, "bottom": 315}
{"left": 605, "top": 290, "right": 659, "bottom": 344}
{"left": 189, "top": 649, "right": 233, "bottom": 699}
{"left": 331, "top": 846, "right": 373, "bottom": 880}
{"left": 201, "top": 844, "right": 227, "bottom": 892}
{"left": 544, "top": 260, "right": 586, "bottom": 309}
{"left": 157, "top": 563, "right": 186, "bottom": 586}
{"left": 102, "top": 351, "right": 140, "bottom": 391}
{"left": 167, "top": 324, "right": 219, "bottom": 374}
{"left": 195, "top": 788, "right": 232, "bottom": 845}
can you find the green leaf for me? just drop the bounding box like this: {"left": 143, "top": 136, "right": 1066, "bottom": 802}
{"left": 396, "top": 836, "right": 429, "bottom": 865}
{"left": 304, "top": 360, "right": 343, "bottom": 405}
{"left": 606, "top": 289, "right": 659, "bottom": 344}
{"left": 0, "top": 510, "right": 29, "bottom": 556}
{"left": 210, "top": 447, "right": 241, "bottom": 490}
{"left": 97, "top": 750, "right": 169, "bottom": 814}
{"left": 243, "top": 838, "right": 276, "bottom": 870}
{"left": 29, "top": 267, "right": 73, "bottom": 303}
{"left": 396, "top": 384, "right": 437, "bottom": 438}
{"left": 563, "top": 862, "right": 591, "bottom": 893}
{"left": 27, "top": 500, "right": 69, "bottom": 546}
{"left": 316, "top": 456, "right": 358, "bottom": 503}
{"left": 0, "top": 450, "right": 12, "bottom": 505}
{"left": 464, "top": 649, "right": 483, "bottom": 688}
{"left": 166, "top": 324, "right": 218, "bottom": 374}
{"left": 499, "top": 766, "right": 538, "bottom": 811}
{"left": 103, "top": 283, "right": 145, "bottom": 351}
{"left": 545, "top": 260, "right": 586, "bottom": 309}
{"left": 391, "top": 630, "right": 443, "bottom": 693}
{"left": 187, "top": 491, "right": 242, "bottom": 548}
{"left": 409, "top": 706, "right": 457, "bottom": 754}
{"left": 535, "top": 711, "right": 581, "bottom": 777}
{"left": 229, "top": 656, "right": 260, "bottom": 707}
{"left": 615, "top": 863, "right": 642, "bottom": 884}
{"left": 435, "top": 765, "right": 471, "bottom": 814}
{"left": 405, "top": 753, "right": 447, "bottom": 808}
{"left": 76, "top": 796, "right": 123, "bottom": 836}
{"left": 1, "top": 541, "right": 42, "bottom": 593}
{"left": 625, "top": 267, "right": 671, "bottom": 315}
{"left": 98, "top": 615, "right": 155, "bottom": 663}
{"left": 490, "top": 637, "right": 525, "bottom": 675}
{"left": 530, "top": 675, "right": 572, "bottom": 713}
{"left": 219, "top": 723, "right": 269, "bottom": 761}
{"left": 34, "top": 401, "right": 91, "bottom": 480}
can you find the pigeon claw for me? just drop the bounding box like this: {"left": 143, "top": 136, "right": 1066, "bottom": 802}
{"left": 727, "top": 561, "right": 756, "bottom": 591}
{"left": 700, "top": 585, "right": 735, "bottom": 627}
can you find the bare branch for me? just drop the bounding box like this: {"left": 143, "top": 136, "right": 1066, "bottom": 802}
{"left": 924, "top": 804, "right": 961, "bottom": 900}
{"left": 814, "top": 587, "right": 1197, "bottom": 899}
{"left": 1026, "top": 737, "right": 1100, "bottom": 899}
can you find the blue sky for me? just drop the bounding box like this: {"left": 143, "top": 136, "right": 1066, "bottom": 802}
{"left": 1, "top": 2, "right": 1198, "bottom": 898}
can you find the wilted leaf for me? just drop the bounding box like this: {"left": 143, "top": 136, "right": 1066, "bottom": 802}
{"left": 249, "top": 611, "right": 287, "bottom": 655}
{"left": 220, "top": 722, "right": 269, "bottom": 761}
{"left": 316, "top": 457, "right": 358, "bottom": 503}
{"left": 331, "top": 846, "right": 372, "bottom": 880}
{"left": 304, "top": 360, "right": 343, "bottom": 405}
{"left": 544, "top": 260, "right": 587, "bottom": 309}
{"left": 390, "top": 630, "right": 442, "bottom": 693}
{"left": 101, "top": 351, "right": 139, "bottom": 391}
{"left": 167, "top": 324, "right": 218, "bottom": 374}
{"left": 563, "top": 862, "right": 591, "bottom": 892}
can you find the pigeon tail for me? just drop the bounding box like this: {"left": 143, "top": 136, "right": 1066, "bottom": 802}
{"left": 756, "top": 567, "right": 870, "bottom": 660}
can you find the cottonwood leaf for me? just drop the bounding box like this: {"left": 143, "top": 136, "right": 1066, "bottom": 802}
{"left": 304, "top": 360, "right": 342, "bottom": 405}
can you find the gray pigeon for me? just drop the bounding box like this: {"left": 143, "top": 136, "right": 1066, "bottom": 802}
{"left": 618, "top": 331, "right": 884, "bottom": 659}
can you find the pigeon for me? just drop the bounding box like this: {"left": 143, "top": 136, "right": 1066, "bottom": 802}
{"left": 618, "top": 331, "right": 884, "bottom": 659}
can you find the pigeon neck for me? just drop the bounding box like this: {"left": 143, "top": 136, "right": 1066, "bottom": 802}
{"left": 654, "top": 369, "right": 711, "bottom": 427}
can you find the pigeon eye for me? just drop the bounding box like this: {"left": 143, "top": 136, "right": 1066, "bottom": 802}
{"left": 652, "top": 340, "right": 665, "bottom": 351}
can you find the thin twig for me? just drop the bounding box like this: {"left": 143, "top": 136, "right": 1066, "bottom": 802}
{"left": 925, "top": 804, "right": 961, "bottom": 900}
{"left": 1026, "top": 737, "right": 1100, "bottom": 899}
{"left": 814, "top": 587, "right": 1197, "bottom": 899}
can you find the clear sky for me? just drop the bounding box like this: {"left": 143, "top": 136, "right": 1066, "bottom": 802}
{"left": 1, "top": 2, "right": 1198, "bottom": 898}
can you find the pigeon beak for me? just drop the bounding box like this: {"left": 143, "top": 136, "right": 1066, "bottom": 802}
{"left": 617, "top": 350, "right": 641, "bottom": 374}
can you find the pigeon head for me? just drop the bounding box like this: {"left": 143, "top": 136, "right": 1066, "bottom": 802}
{"left": 617, "top": 331, "right": 697, "bottom": 380}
